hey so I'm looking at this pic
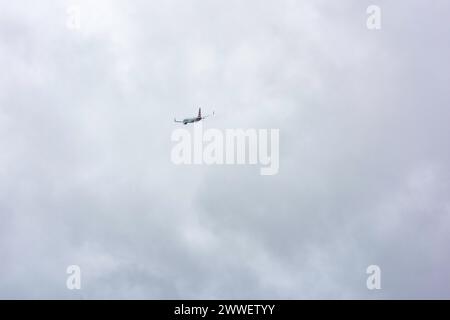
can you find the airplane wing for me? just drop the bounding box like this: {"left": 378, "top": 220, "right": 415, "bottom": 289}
{"left": 174, "top": 118, "right": 184, "bottom": 123}
{"left": 202, "top": 111, "right": 215, "bottom": 119}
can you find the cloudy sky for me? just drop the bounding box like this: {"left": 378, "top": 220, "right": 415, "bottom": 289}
{"left": 0, "top": 0, "right": 449, "bottom": 299}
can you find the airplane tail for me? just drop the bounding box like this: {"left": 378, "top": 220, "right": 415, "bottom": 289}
{"left": 198, "top": 108, "right": 201, "bottom": 118}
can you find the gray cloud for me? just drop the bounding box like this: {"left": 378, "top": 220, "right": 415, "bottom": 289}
{"left": 0, "top": 0, "right": 449, "bottom": 299}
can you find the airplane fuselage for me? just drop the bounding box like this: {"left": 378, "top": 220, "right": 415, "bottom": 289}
{"left": 182, "top": 117, "right": 201, "bottom": 125}
{"left": 175, "top": 108, "right": 208, "bottom": 125}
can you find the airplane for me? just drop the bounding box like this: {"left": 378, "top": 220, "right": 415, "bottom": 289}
{"left": 174, "top": 108, "right": 214, "bottom": 125}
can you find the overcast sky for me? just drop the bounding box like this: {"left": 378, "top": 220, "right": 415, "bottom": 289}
{"left": 1, "top": 0, "right": 449, "bottom": 299}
